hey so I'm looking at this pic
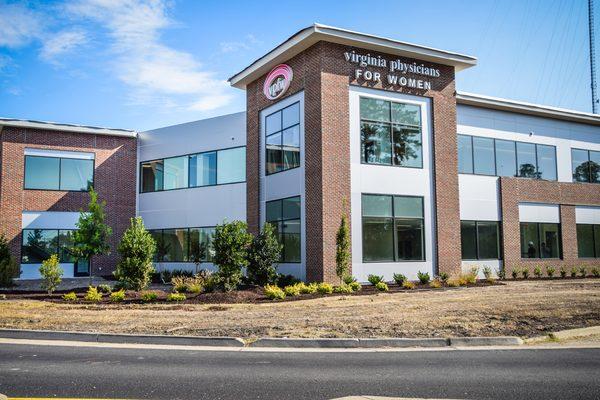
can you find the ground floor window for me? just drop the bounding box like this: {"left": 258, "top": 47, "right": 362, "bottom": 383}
{"left": 21, "top": 229, "right": 76, "bottom": 263}
{"left": 265, "top": 196, "right": 301, "bottom": 263}
{"left": 149, "top": 227, "right": 214, "bottom": 263}
{"left": 460, "top": 221, "right": 501, "bottom": 260}
{"left": 362, "top": 194, "right": 424, "bottom": 262}
{"left": 577, "top": 224, "right": 600, "bottom": 258}
{"left": 520, "top": 222, "right": 561, "bottom": 259}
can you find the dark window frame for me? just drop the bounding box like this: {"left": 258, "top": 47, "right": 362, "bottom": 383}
{"left": 460, "top": 220, "right": 502, "bottom": 260}
{"left": 264, "top": 102, "right": 301, "bottom": 176}
{"left": 457, "top": 135, "right": 557, "bottom": 181}
{"left": 519, "top": 222, "right": 562, "bottom": 260}
{"left": 361, "top": 193, "right": 426, "bottom": 263}
{"left": 139, "top": 145, "right": 246, "bottom": 194}
{"left": 571, "top": 148, "right": 600, "bottom": 184}
{"left": 576, "top": 223, "right": 600, "bottom": 258}
{"left": 265, "top": 195, "right": 302, "bottom": 263}
{"left": 360, "top": 97, "right": 423, "bottom": 169}
{"left": 20, "top": 228, "right": 77, "bottom": 264}
{"left": 24, "top": 154, "right": 95, "bottom": 192}
{"left": 149, "top": 226, "right": 216, "bottom": 263}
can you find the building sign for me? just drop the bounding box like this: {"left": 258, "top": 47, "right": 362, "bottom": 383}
{"left": 344, "top": 50, "right": 441, "bottom": 90}
{"left": 263, "top": 64, "right": 293, "bottom": 100}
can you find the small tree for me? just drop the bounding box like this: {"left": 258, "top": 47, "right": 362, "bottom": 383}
{"left": 212, "top": 220, "right": 252, "bottom": 291}
{"left": 247, "top": 223, "right": 282, "bottom": 286}
{"left": 71, "top": 187, "right": 112, "bottom": 285}
{"left": 189, "top": 239, "right": 207, "bottom": 275}
{"left": 0, "top": 234, "right": 19, "bottom": 287}
{"left": 335, "top": 213, "right": 351, "bottom": 282}
{"left": 39, "top": 254, "right": 63, "bottom": 294}
{"left": 114, "top": 217, "right": 156, "bottom": 291}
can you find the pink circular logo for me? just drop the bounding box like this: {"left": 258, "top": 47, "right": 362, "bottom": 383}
{"left": 263, "top": 64, "right": 293, "bottom": 100}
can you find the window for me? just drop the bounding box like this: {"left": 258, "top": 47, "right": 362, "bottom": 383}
{"left": 572, "top": 149, "right": 600, "bottom": 183}
{"left": 520, "top": 222, "right": 561, "bottom": 259}
{"left": 140, "top": 147, "right": 246, "bottom": 192}
{"left": 360, "top": 98, "right": 422, "bottom": 168}
{"left": 461, "top": 221, "right": 501, "bottom": 260}
{"left": 24, "top": 155, "right": 94, "bottom": 191}
{"left": 149, "top": 227, "right": 215, "bottom": 262}
{"left": 266, "top": 196, "right": 301, "bottom": 263}
{"left": 265, "top": 102, "right": 300, "bottom": 175}
{"left": 457, "top": 135, "right": 556, "bottom": 181}
{"left": 362, "top": 194, "right": 424, "bottom": 262}
{"left": 21, "top": 229, "right": 76, "bottom": 263}
{"left": 577, "top": 224, "right": 600, "bottom": 258}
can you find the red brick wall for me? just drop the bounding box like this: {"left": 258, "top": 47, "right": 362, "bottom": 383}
{"left": 0, "top": 126, "right": 137, "bottom": 276}
{"left": 500, "top": 177, "right": 600, "bottom": 275}
{"left": 246, "top": 41, "right": 461, "bottom": 282}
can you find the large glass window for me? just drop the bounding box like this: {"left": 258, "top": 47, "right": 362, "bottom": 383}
{"left": 460, "top": 221, "right": 501, "bottom": 260}
{"left": 265, "top": 102, "right": 300, "bottom": 175}
{"left": 24, "top": 155, "right": 94, "bottom": 191}
{"left": 149, "top": 227, "right": 215, "bottom": 262}
{"left": 362, "top": 194, "right": 424, "bottom": 262}
{"left": 360, "top": 97, "right": 422, "bottom": 168}
{"left": 577, "top": 224, "right": 600, "bottom": 258}
{"left": 457, "top": 135, "right": 556, "bottom": 181}
{"left": 572, "top": 149, "right": 600, "bottom": 183}
{"left": 520, "top": 222, "right": 561, "bottom": 259}
{"left": 21, "top": 229, "right": 76, "bottom": 264}
{"left": 266, "top": 196, "right": 301, "bottom": 263}
{"left": 140, "top": 147, "right": 246, "bottom": 192}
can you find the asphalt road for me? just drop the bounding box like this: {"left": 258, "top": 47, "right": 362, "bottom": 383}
{"left": 0, "top": 343, "right": 599, "bottom": 399}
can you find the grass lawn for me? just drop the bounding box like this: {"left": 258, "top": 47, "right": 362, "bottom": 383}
{"left": 0, "top": 279, "right": 598, "bottom": 339}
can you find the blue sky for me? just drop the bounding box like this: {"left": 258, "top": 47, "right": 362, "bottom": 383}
{"left": 0, "top": 0, "right": 596, "bottom": 131}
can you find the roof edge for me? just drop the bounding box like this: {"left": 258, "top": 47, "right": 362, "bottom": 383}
{"left": 0, "top": 118, "right": 137, "bottom": 137}
{"left": 456, "top": 92, "right": 600, "bottom": 126}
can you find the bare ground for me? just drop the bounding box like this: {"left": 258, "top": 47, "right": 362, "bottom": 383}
{"left": 0, "top": 279, "right": 598, "bottom": 339}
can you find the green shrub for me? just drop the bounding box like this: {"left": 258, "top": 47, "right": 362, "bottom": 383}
{"left": 375, "top": 281, "right": 389, "bottom": 291}
{"left": 446, "top": 277, "right": 461, "bottom": 287}
{"left": 429, "top": 279, "right": 442, "bottom": 288}
{"left": 417, "top": 271, "right": 430, "bottom": 284}
{"left": 247, "top": 223, "right": 282, "bottom": 286}
{"left": 439, "top": 272, "right": 449, "bottom": 283}
{"left": 592, "top": 267, "right": 600, "bottom": 278}
{"left": 545, "top": 266, "right": 555, "bottom": 277}
{"left": 570, "top": 267, "right": 578, "bottom": 278}
{"left": 521, "top": 267, "right": 530, "bottom": 279}
{"left": 167, "top": 292, "right": 186, "bottom": 302}
{"left": 348, "top": 281, "right": 361, "bottom": 292}
{"left": 84, "top": 286, "right": 102, "bottom": 302}
{"left": 98, "top": 284, "right": 112, "bottom": 293}
{"left": 283, "top": 284, "right": 301, "bottom": 297}
{"left": 482, "top": 266, "right": 492, "bottom": 280}
{"left": 333, "top": 284, "right": 353, "bottom": 294}
{"left": 39, "top": 254, "right": 63, "bottom": 294}
{"left": 367, "top": 274, "right": 383, "bottom": 285}
{"left": 560, "top": 266, "right": 567, "bottom": 278}
{"left": 141, "top": 292, "right": 158, "bottom": 302}
{"left": 470, "top": 266, "right": 480, "bottom": 277}
{"left": 579, "top": 266, "right": 587, "bottom": 277}
{"left": 171, "top": 276, "right": 189, "bottom": 293}
{"left": 533, "top": 265, "right": 542, "bottom": 278}
{"left": 186, "top": 276, "right": 204, "bottom": 294}
{"left": 110, "top": 289, "right": 126, "bottom": 302}
{"left": 62, "top": 292, "right": 77, "bottom": 302}
{"left": 393, "top": 273, "right": 407, "bottom": 285}
{"left": 511, "top": 267, "right": 519, "bottom": 279}
{"left": 203, "top": 273, "right": 219, "bottom": 293}
{"left": 0, "top": 233, "right": 19, "bottom": 287}
{"left": 264, "top": 284, "right": 285, "bottom": 300}
{"left": 402, "top": 280, "right": 415, "bottom": 290}
{"left": 213, "top": 221, "right": 253, "bottom": 291}
{"left": 495, "top": 268, "right": 505, "bottom": 280}
{"left": 343, "top": 275, "right": 357, "bottom": 285}
{"left": 114, "top": 217, "right": 156, "bottom": 291}
{"left": 317, "top": 283, "right": 333, "bottom": 294}
{"left": 463, "top": 272, "right": 477, "bottom": 284}
{"left": 299, "top": 282, "right": 318, "bottom": 294}
{"left": 335, "top": 213, "right": 351, "bottom": 282}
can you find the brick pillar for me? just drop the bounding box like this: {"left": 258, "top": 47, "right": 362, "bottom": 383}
{"left": 560, "top": 205, "right": 578, "bottom": 263}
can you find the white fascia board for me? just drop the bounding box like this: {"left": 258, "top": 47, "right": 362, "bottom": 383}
{"left": 0, "top": 118, "right": 137, "bottom": 137}
{"left": 456, "top": 92, "right": 600, "bottom": 126}
{"left": 229, "top": 24, "right": 477, "bottom": 89}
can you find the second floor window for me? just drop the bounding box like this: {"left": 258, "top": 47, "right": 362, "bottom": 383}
{"left": 24, "top": 155, "right": 94, "bottom": 191}
{"left": 360, "top": 97, "right": 422, "bottom": 168}
{"left": 571, "top": 149, "right": 600, "bottom": 183}
{"left": 265, "top": 102, "right": 300, "bottom": 175}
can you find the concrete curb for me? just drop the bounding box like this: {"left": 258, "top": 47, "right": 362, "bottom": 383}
{"left": 0, "top": 328, "right": 522, "bottom": 349}
{"left": 0, "top": 328, "right": 245, "bottom": 347}
{"left": 524, "top": 325, "right": 600, "bottom": 344}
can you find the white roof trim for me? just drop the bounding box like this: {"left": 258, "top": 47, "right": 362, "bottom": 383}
{"left": 0, "top": 117, "right": 136, "bottom": 137}
{"left": 456, "top": 91, "right": 600, "bottom": 126}
{"left": 229, "top": 23, "right": 477, "bottom": 89}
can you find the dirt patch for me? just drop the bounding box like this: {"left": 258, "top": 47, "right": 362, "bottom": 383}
{"left": 0, "top": 279, "right": 598, "bottom": 339}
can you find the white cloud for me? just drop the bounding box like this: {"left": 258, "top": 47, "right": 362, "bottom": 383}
{"left": 40, "top": 29, "right": 88, "bottom": 63}
{"left": 0, "top": 2, "right": 43, "bottom": 47}
{"left": 66, "top": 0, "right": 232, "bottom": 111}
{"left": 220, "top": 34, "right": 260, "bottom": 53}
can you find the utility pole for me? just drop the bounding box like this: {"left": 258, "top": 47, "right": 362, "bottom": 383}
{"left": 589, "top": 0, "right": 599, "bottom": 113}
